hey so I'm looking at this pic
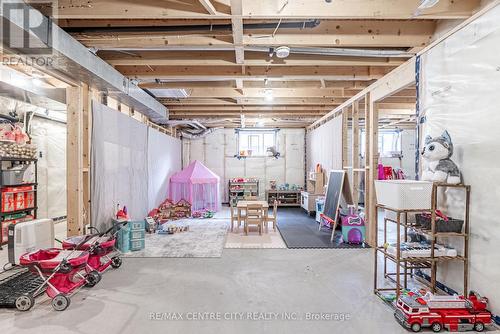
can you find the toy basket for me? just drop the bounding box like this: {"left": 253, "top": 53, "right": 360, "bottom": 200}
{"left": 415, "top": 213, "right": 464, "bottom": 233}
{"left": 374, "top": 180, "right": 433, "bottom": 210}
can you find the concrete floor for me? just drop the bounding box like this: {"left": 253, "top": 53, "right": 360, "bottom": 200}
{"left": 0, "top": 248, "right": 414, "bottom": 334}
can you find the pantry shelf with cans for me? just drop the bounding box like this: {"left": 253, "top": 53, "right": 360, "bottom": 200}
{"left": 0, "top": 157, "right": 38, "bottom": 246}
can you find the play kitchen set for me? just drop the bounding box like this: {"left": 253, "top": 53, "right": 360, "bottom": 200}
{"left": 301, "top": 165, "right": 325, "bottom": 215}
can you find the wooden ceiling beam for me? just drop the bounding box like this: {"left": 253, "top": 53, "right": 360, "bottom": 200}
{"left": 150, "top": 87, "right": 363, "bottom": 98}
{"left": 198, "top": 0, "right": 218, "bottom": 15}
{"left": 47, "top": 0, "right": 479, "bottom": 19}
{"left": 100, "top": 51, "right": 407, "bottom": 67}
{"left": 243, "top": 0, "right": 479, "bottom": 19}
{"left": 230, "top": 0, "right": 244, "bottom": 65}
{"left": 169, "top": 112, "right": 328, "bottom": 117}
{"left": 117, "top": 65, "right": 394, "bottom": 80}
{"left": 159, "top": 97, "right": 349, "bottom": 105}
{"left": 166, "top": 105, "right": 333, "bottom": 111}
{"left": 71, "top": 19, "right": 435, "bottom": 49}
{"left": 139, "top": 80, "right": 374, "bottom": 89}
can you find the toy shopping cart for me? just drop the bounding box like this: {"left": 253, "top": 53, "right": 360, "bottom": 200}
{"left": 18, "top": 248, "right": 91, "bottom": 311}
{"left": 61, "top": 222, "right": 127, "bottom": 286}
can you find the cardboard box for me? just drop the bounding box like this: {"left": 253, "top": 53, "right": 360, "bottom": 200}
{"left": 1, "top": 192, "right": 15, "bottom": 212}
{"left": 25, "top": 191, "right": 35, "bottom": 208}
{"left": 14, "top": 192, "right": 25, "bottom": 211}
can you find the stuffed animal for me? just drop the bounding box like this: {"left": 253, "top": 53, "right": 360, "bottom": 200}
{"left": 421, "top": 130, "right": 461, "bottom": 184}
{"left": 266, "top": 146, "right": 281, "bottom": 159}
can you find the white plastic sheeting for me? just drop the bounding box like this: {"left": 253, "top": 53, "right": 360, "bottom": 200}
{"left": 306, "top": 115, "right": 343, "bottom": 173}
{"left": 420, "top": 4, "right": 500, "bottom": 313}
{"left": 147, "top": 128, "right": 181, "bottom": 210}
{"left": 91, "top": 102, "right": 149, "bottom": 231}
{"left": 30, "top": 117, "right": 67, "bottom": 219}
{"left": 183, "top": 128, "right": 305, "bottom": 201}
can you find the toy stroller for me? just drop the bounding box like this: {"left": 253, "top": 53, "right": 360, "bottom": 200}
{"left": 18, "top": 248, "right": 92, "bottom": 311}
{"left": 61, "top": 222, "right": 127, "bottom": 286}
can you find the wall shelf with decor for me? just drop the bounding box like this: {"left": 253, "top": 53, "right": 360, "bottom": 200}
{"left": 266, "top": 190, "right": 301, "bottom": 207}
{"left": 229, "top": 178, "right": 259, "bottom": 205}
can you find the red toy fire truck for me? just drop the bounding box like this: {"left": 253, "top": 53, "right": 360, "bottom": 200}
{"left": 394, "top": 290, "right": 492, "bottom": 332}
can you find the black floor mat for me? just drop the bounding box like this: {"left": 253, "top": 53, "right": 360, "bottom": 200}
{"left": 276, "top": 208, "right": 369, "bottom": 249}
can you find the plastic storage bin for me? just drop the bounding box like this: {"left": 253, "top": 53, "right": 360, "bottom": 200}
{"left": 415, "top": 214, "right": 464, "bottom": 233}
{"left": 130, "top": 239, "right": 145, "bottom": 251}
{"left": 114, "top": 219, "right": 146, "bottom": 252}
{"left": 1, "top": 165, "right": 29, "bottom": 186}
{"left": 114, "top": 220, "right": 130, "bottom": 253}
{"left": 375, "top": 180, "right": 433, "bottom": 210}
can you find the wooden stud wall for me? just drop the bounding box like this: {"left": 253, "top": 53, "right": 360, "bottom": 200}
{"left": 351, "top": 101, "right": 360, "bottom": 208}
{"left": 66, "top": 86, "right": 85, "bottom": 236}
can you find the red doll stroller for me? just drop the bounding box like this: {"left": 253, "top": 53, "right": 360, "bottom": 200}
{"left": 18, "top": 248, "right": 91, "bottom": 311}
{"left": 61, "top": 222, "right": 126, "bottom": 286}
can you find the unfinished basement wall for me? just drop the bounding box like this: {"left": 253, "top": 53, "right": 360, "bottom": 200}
{"left": 182, "top": 128, "right": 305, "bottom": 202}
{"left": 420, "top": 3, "right": 500, "bottom": 313}
{"left": 147, "top": 127, "right": 182, "bottom": 210}
{"left": 30, "top": 117, "right": 67, "bottom": 219}
{"left": 306, "top": 115, "right": 343, "bottom": 174}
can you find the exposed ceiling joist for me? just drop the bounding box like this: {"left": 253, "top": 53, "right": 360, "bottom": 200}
{"left": 99, "top": 51, "right": 407, "bottom": 67}
{"left": 46, "top": 0, "right": 480, "bottom": 19}
{"left": 198, "top": 0, "right": 218, "bottom": 15}
{"left": 117, "top": 65, "right": 394, "bottom": 80}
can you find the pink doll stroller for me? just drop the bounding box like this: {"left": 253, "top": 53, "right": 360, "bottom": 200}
{"left": 18, "top": 248, "right": 91, "bottom": 311}
{"left": 61, "top": 222, "right": 126, "bottom": 286}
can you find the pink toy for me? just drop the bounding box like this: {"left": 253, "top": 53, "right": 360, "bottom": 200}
{"left": 341, "top": 206, "right": 365, "bottom": 244}
{"left": 169, "top": 160, "right": 220, "bottom": 212}
{"left": 19, "top": 248, "right": 92, "bottom": 311}
{"left": 62, "top": 222, "right": 125, "bottom": 279}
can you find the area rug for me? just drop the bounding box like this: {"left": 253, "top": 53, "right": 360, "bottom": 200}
{"left": 122, "top": 218, "right": 229, "bottom": 258}
{"left": 224, "top": 227, "right": 287, "bottom": 249}
{"left": 276, "top": 208, "right": 369, "bottom": 249}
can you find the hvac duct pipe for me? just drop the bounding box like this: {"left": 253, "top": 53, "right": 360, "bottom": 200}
{"left": 65, "top": 20, "right": 321, "bottom": 34}
{"left": 96, "top": 45, "right": 411, "bottom": 58}
{"left": 0, "top": 1, "right": 168, "bottom": 123}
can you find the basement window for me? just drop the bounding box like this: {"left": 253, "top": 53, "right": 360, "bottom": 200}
{"left": 361, "top": 130, "right": 402, "bottom": 158}
{"left": 236, "top": 129, "right": 277, "bottom": 157}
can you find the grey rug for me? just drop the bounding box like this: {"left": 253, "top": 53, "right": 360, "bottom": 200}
{"left": 122, "top": 218, "right": 229, "bottom": 258}
{"left": 276, "top": 208, "right": 369, "bottom": 249}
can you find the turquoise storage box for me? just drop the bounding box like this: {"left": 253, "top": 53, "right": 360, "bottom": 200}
{"left": 130, "top": 229, "right": 145, "bottom": 240}
{"left": 129, "top": 220, "right": 146, "bottom": 230}
{"left": 113, "top": 220, "right": 130, "bottom": 253}
{"left": 113, "top": 219, "right": 146, "bottom": 252}
{"left": 130, "top": 239, "right": 145, "bottom": 251}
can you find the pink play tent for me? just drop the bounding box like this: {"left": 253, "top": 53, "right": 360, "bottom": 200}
{"left": 169, "top": 160, "right": 220, "bottom": 212}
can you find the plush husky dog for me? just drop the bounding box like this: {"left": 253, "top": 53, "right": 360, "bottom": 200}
{"left": 421, "top": 130, "right": 461, "bottom": 184}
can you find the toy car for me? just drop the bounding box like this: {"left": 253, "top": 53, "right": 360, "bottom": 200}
{"left": 394, "top": 291, "right": 492, "bottom": 332}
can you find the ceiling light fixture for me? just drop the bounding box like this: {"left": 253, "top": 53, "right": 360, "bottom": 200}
{"left": 275, "top": 46, "right": 290, "bottom": 58}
